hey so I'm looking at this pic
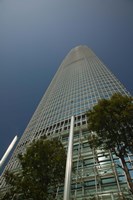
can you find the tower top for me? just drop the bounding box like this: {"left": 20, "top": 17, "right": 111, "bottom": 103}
{"left": 62, "top": 45, "right": 95, "bottom": 68}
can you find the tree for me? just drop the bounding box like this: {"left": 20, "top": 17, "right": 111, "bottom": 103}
{"left": 1, "top": 138, "right": 66, "bottom": 200}
{"left": 86, "top": 93, "right": 133, "bottom": 193}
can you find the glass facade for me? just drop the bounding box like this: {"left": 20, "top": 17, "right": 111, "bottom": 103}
{"left": 0, "top": 46, "right": 133, "bottom": 199}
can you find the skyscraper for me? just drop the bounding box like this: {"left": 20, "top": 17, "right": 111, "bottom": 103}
{"left": 0, "top": 46, "right": 133, "bottom": 199}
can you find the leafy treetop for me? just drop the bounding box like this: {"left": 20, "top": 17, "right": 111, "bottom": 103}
{"left": 87, "top": 93, "right": 133, "bottom": 156}
{"left": 1, "top": 138, "right": 66, "bottom": 200}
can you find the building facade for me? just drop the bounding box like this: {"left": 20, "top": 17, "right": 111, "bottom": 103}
{"left": 0, "top": 46, "right": 133, "bottom": 199}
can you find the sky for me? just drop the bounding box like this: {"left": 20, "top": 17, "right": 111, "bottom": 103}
{"left": 0, "top": 0, "right": 133, "bottom": 170}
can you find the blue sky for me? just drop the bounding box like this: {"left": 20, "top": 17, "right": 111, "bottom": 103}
{"left": 0, "top": 0, "right": 133, "bottom": 168}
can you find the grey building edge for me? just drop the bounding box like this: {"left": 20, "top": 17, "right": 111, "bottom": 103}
{"left": 0, "top": 45, "right": 133, "bottom": 199}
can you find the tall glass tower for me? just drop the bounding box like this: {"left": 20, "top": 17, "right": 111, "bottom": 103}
{"left": 0, "top": 46, "right": 133, "bottom": 199}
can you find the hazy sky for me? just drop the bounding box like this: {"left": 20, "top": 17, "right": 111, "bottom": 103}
{"left": 0, "top": 0, "right": 133, "bottom": 169}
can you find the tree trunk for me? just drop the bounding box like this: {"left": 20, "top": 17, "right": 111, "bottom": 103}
{"left": 120, "top": 156, "right": 133, "bottom": 194}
